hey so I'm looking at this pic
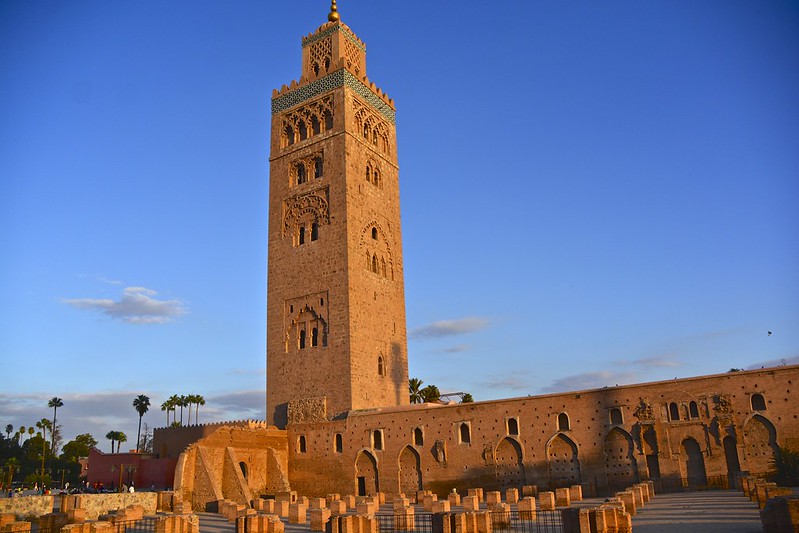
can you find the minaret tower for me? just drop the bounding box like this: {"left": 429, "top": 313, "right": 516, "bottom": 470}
{"left": 267, "top": 2, "right": 409, "bottom": 428}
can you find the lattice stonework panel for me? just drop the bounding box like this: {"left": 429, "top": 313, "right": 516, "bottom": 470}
{"left": 283, "top": 188, "right": 330, "bottom": 237}
{"left": 344, "top": 39, "right": 362, "bottom": 74}
{"left": 309, "top": 37, "right": 333, "bottom": 74}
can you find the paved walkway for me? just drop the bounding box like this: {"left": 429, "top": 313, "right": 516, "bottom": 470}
{"left": 198, "top": 491, "right": 767, "bottom": 533}
{"left": 632, "top": 491, "right": 762, "bottom": 533}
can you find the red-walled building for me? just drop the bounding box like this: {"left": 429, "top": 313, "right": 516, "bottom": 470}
{"left": 86, "top": 448, "right": 177, "bottom": 491}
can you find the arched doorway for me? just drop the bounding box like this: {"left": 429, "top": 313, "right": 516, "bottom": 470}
{"left": 547, "top": 434, "right": 581, "bottom": 488}
{"left": 398, "top": 446, "right": 422, "bottom": 495}
{"left": 642, "top": 425, "right": 661, "bottom": 479}
{"left": 681, "top": 438, "right": 707, "bottom": 487}
{"left": 604, "top": 428, "right": 639, "bottom": 490}
{"left": 744, "top": 415, "right": 779, "bottom": 475}
{"left": 495, "top": 437, "right": 525, "bottom": 489}
{"left": 355, "top": 450, "right": 379, "bottom": 496}
{"left": 723, "top": 435, "right": 741, "bottom": 488}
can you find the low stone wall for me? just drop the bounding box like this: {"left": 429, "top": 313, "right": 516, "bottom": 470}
{"left": 0, "top": 494, "right": 158, "bottom": 521}
{"left": 0, "top": 496, "right": 54, "bottom": 520}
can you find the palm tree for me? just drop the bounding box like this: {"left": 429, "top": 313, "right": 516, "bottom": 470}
{"left": 117, "top": 432, "right": 128, "bottom": 453}
{"left": 132, "top": 395, "right": 150, "bottom": 452}
{"left": 28, "top": 426, "right": 35, "bottom": 441}
{"left": 160, "top": 400, "right": 172, "bottom": 425}
{"left": 168, "top": 395, "right": 181, "bottom": 426}
{"left": 185, "top": 395, "right": 193, "bottom": 425}
{"left": 409, "top": 378, "right": 424, "bottom": 404}
{"left": 193, "top": 394, "right": 205, "bottom": 424}
{"left": 17, "top": 426, "right": 26, "bottom": 443}
{"left": 178, "top": 395, "right": 188, "bottom": 425}
{"left": 48, "top": 397, "right": 63, "bottom": 452}
{"left": 460, "top": 393, "right": 474, "bottom": 403}
{"left": 420, "top": 384, "right": 441, "bottom": 403}
{"left": 5, "top": 424, "right": 12, "bottom": 439}
{"left": 106, "top": 431, "right": 118, "bottom": 453}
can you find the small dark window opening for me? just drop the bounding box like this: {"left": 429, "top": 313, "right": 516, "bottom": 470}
{"left": 366, "top": 165, "right": 371, "bottom": 182}
{"left": 459, "top": 423, "right": 471, "bottom": 444}
{"left": 299, "top": 226, "right": 306, "bottom": 245}
{"left": 320, "top": 298, "right": 324, "bottom": 306}
{"left": 324, "top": 111, "right": 333, "bottom": 131}
{"left": 378, "top": 356, "right": 385, "bottom": 376}
{"left": 372, "top": 129, "right": 378, "bottom": 145}
{"left": 371, "top": 255, "right": 378, "bottom": 273}
{"left": 558, "top": 413, "right": 570, "bottom": 431}
{"left": 312, "top": 116, "right": 321, "bottom": 136}
{"left": 610, "top": 408, "right": 623, "bottom": 425}
{"left": 335, "top": 433, "right": 343, "bottom": 453}
{"left": 373, "top": 170, "right": 380, "bottom": 188}
{"left": 751, "top": 393, "right": 766, "bottom": 411}
{"left": 507, "top": 418, "right": 519, "bottom": 436}
{"left": 312, "top": 327, "right": 319, "bottom": 347}
{"left": 669, "top": 402, "right": 680, "bottom": 421}
{"left": 298, "top": 121, "right": 308, "bottom": 141}
{"left": 285, "top": 126, "right": 295, "bottom": 146}
{"left": 298, "top": 436, "right": 306, "bottom": 453}
{"left": 689, "top": 401, "right": 699, "bottom": 419}
{"left": 324, "top": 57, "right": 331, "bottom": 71}
{"left": 239, "top": 461, "right": 247, "bottom": 478}
{"left": 371, "top": 227, "right": 378, "bottom": 240}
{"left": 414, "top": 427, "right": 423, "bottom": 446}
{"left": 314, "top": 157, "right": 323, "bottom": 178}
{"left": 297, "top": 163, "right": 306, "bottom": 185}
{"left": 373, "top": 430, "right": 383, "bottom": 450}
{"left": 299, "top": 329, "right": 306, "bottom": 350}
{"left": 313, "top": 62, "right": 320, "bottom": 76}
{"left": 311, "top": 222, "right": 319, "bottom": 241}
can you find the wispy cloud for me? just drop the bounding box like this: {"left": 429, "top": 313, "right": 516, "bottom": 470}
{"left": 541, "top": 370, "right": 638, "bottom": 393}
{"left": 64, "top": 287, "right": 187, "bottom": 324}
{"left": 410, "top": 317, "right": 489, "bottom": 340}
{"left": 747, "top": 355, "right": 799, "bottom": 370}
{"left": 480, "top": 374, "right": 532, "bottom": 391}
{"left": 614, "top": 354, "right": 680, "bottom": 369}
{"left": 441, "top": 344, "right": 471, "bottom": 354}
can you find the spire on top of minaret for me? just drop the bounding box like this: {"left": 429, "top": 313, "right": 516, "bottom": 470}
{"left": 328, "top": 0, "right": 340, "bottom": 22}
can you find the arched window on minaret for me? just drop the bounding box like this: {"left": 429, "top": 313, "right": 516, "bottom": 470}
{"left": 311, "top": 222, "right": 319, "bottom": 241}
{"left": 324, "top": 110, "right": 333, "bottom": 131}
{"left": 297, "top": 163, "right": 307, "bottom": 185}
{"left": 298, "top": 226, "right": 306, "bottom": 245}
{"left": 324, "top": 56, "right": 331, "bottom": 72}
{"left": 312, "top": 327, "right": 319, "bottom": 347}
{"left": 284, "top": 125, "right": 295, "bottom": 147}
{"left": 373, "top": 169, "right": 380, "bottom": 188}
{"left": 311, "top": 115, "right": 321, "bottom": 135}
{"left": 314, "top": 157, "right": 323, "bottom": 178}
{"left": 299, "top": 329, "right": 306, "bottom": 350}
{"left": 371, "top": 227, "right": 378, "bottom": 240}
{"left": 371, "top": 254, "right": 378, "bottom": 273}
{"left": 377, "top": 356, "right": 385, "bottom": 376}
{"left": 365, "top": 164, "right": 371, "bottom": 183}
{"left": 298, "top": 121, "right": 308, "bottom": 141}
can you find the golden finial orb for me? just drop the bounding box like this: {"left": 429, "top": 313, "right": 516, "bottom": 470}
{"left": 328, "top": 0, "right": 340, "bottom": 22}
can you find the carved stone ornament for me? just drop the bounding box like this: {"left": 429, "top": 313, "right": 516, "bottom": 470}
{"left": 287, "top": 397, "right": 328, "bottom": 424}
{"left": 633, "top": 398, "right": 654, "bottom": 421}
{"left": 714, "top": 394, "right": 732, "bottom": 414}
{"left": 283, "top": 190, "right": 330, "bottom": 236}
{"left": 433, "top": 440, "right": 446, "bottom": 463}
{"left": 482, "top": 444, "right": 495, "bottom": 466}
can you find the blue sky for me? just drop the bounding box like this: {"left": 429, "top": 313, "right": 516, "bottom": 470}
{"left": 1, "top": 1, "right": 797, "bottom": 452}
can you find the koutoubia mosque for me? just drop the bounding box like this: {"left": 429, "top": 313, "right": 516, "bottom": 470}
{"left": 143, "top": 3, "right": 799, "bottom": 509}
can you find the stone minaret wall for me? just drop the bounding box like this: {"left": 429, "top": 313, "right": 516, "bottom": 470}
{"left": 267, "top": 16, "right": 408, "bottom": 428}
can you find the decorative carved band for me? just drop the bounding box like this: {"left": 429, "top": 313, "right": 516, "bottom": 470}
{"left": 302, "top": 24, "right": 366, "bottom": 53}
{"left": 283, "top": 189, "right": 330, "bottom": 237}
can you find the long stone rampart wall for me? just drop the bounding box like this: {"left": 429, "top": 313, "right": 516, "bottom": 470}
{"left": 286, "top": 365, "right": 799, "bottom": 498}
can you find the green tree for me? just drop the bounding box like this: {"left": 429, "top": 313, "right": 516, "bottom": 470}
{"left": 409, "top": 378, "right": 424, "bottom": 404}
{"left": 769, "top": 447, "right": 799, "bottom": 486}
{"left": 460, "top": 393, "right": 474, "bottom": 403}
{"left": 168, "top": 395, "right": 181, "bottom": 426}
{"left": 132, "top": 395, "right": 150, "bottom": 452}
{"left": 420, "top": 384, "right": 441, "bottom": 403}
{"left": 5, "top": 424, "right": 12, "bottom": 439}
{"left": 47, "top": 397, "right": 63, "bottom": 453}
{"left": 60, "top": 434, "right": 97, "bottom": 463}
{"left": 4, "top": 457, "right": 20, "bottom": 488}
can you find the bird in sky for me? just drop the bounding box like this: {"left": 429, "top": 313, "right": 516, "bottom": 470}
{"left": 768, "top": 331, "right": 772, "bottom": 336}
